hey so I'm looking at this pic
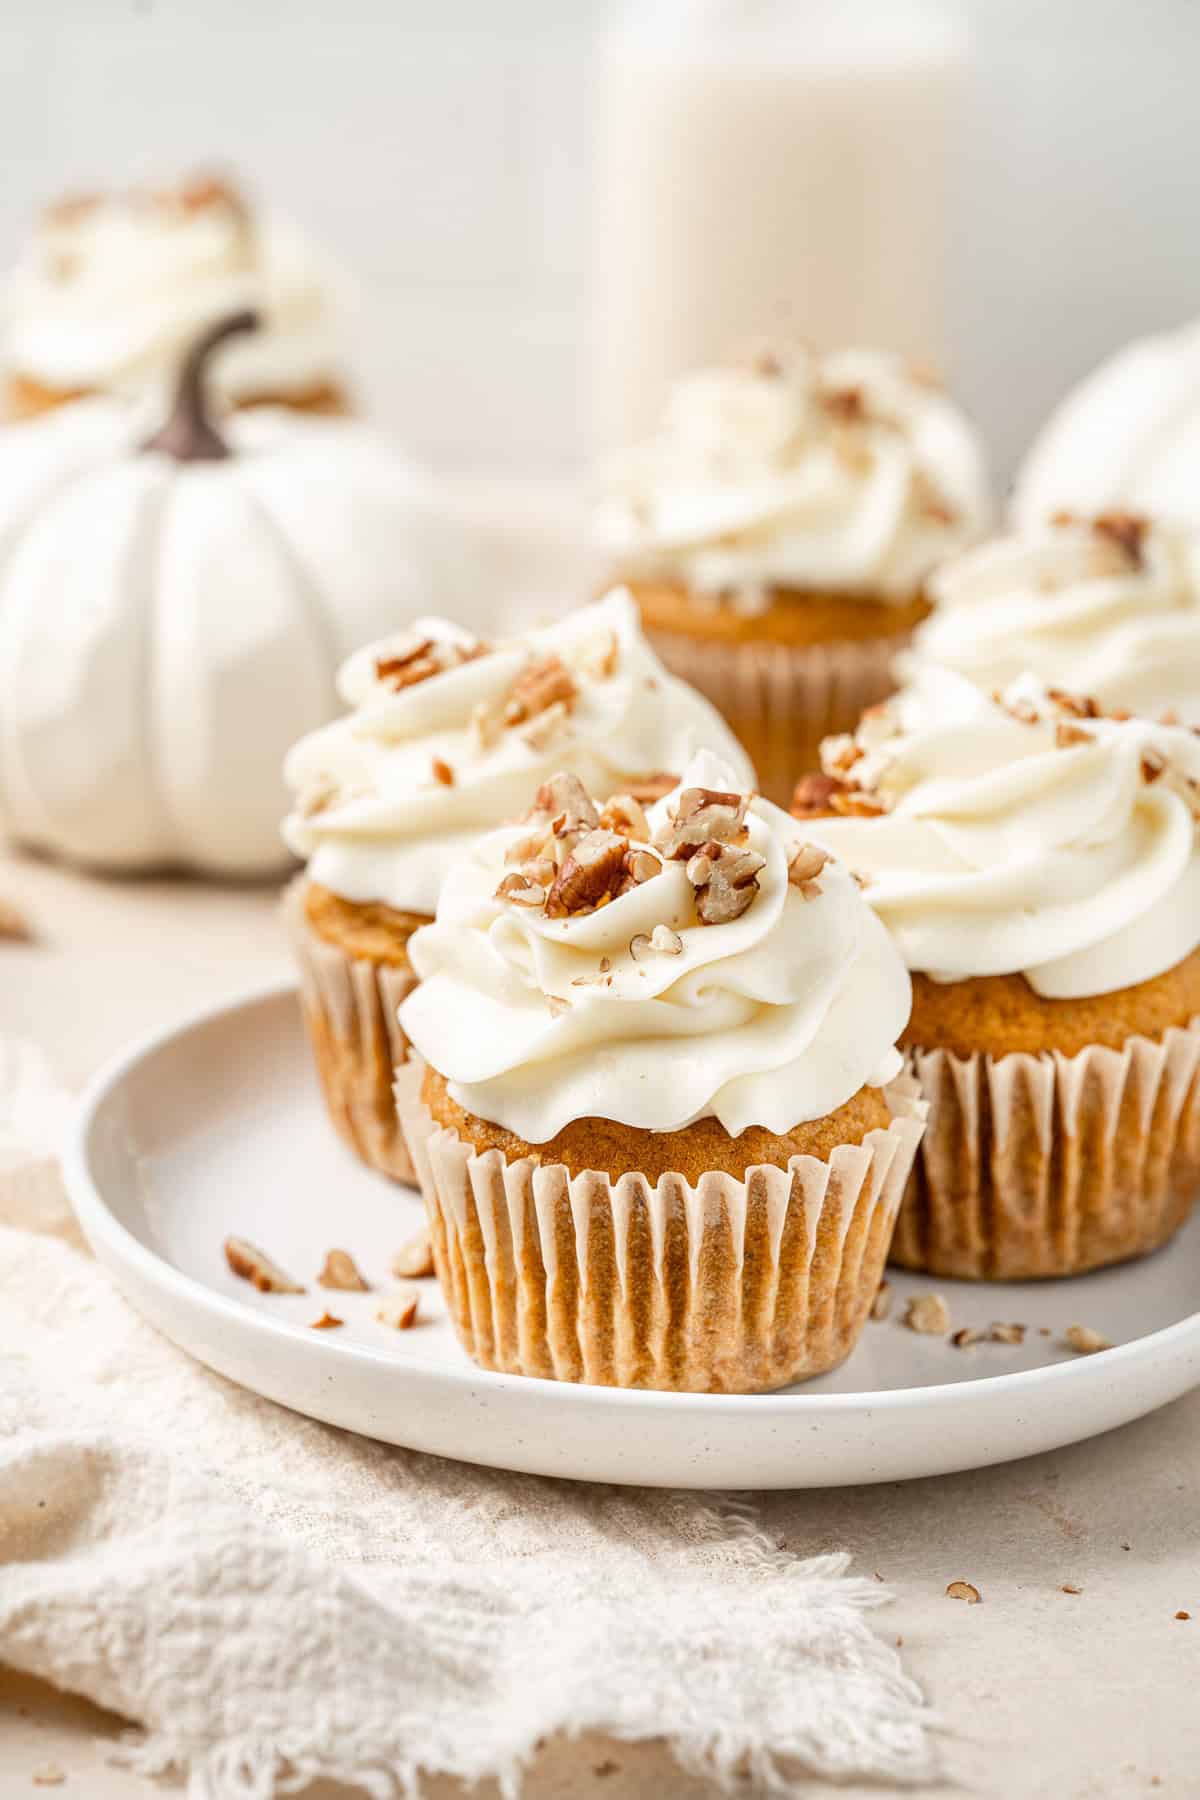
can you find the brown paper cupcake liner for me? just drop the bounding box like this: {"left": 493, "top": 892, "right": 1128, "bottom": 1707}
{"left": 397, "top": 1063, "right": 926, "bottom": 1392}
{"left": 895, "top": 1018, "right": 1200, "bottom": 1279}
{"left": 643, "top": 626, "right": 901, "bottom": 805}
{"left": 285, "top": 878, "right": 421, "bottom": 1185}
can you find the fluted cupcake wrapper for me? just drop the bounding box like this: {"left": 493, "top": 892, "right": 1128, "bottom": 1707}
{"left": 284, "top": 878, "right": 422, "bottom": 1186}
{"left": 396, "top": 1063, "right": 926, "bottom": 1393}
{"left": 895, "top": 1018, "right": 1200, "bottom": 1280}
{"left": 643, "top": 626, "right": 900, "bottom": 805}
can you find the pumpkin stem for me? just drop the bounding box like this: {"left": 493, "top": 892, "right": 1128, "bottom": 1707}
{"left": 142, "top": 309, "right": 260, "bottom": 462}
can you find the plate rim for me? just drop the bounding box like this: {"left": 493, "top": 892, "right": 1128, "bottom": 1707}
{"left": 65, "top": 979, "right": 1200, "bottom": 1420}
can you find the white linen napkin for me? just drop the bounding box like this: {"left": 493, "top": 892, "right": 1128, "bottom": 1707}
{"left": 0, "top": 1038, "right": 936, "bottom": 1799}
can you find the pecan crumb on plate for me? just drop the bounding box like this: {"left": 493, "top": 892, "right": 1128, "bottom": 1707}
{"left": 904, "top": 1293, "right": 950, "bottom": 1335}
{"left": 224, "top": 1236, "right": 305, "bottom": 1294}
{"left": 318, "top": 1248, "right": 369, "bottom": 1292}
{"left": 946, "top": 1581, "right": 981, "bottom": 1604}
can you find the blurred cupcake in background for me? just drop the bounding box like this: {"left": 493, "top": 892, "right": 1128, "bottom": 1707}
{"left": 1013, "top": 316, "right": 1200, "bottom": 533}
{"left": 2, "top": 171, "right": 351, "bottom": 420}
{"left": 282, "top": 589, "right": 755, "bottom": 1185}
{"left": 594, "top": 342, "right": 990, "bottom": 801}
{"left": 912, "top": 512, "right": 1200, "bottom": 723}
{"left": 397, "top": 750, "right": 922, "bottom": 1391}
{"left": 796, "top": 667, "right": 1200, "bottom": 1282}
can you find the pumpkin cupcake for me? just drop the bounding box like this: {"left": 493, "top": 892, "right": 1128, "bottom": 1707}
{"left": 594, "top": 342, "right": 990, "bottom": 802}
{"left": 797, "top": 667, "right": 1200, "bottom": 1280}
{"left": 912, "top": 511, "right": 1200, "bottom": 722}
{"left": 282, "top": 590, "right": 755, "bottom": 1185}
{"left": 3, "top": 172, "right": 350, "bottom": 420}
{"left": 395, "top": 751, "right": 923, "bottom": 1392}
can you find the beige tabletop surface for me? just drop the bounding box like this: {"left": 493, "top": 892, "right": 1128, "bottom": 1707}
{"left": 2, "top": 845, "right": 1198, "bottom": 1800}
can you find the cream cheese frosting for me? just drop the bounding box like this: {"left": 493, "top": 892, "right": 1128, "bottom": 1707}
{"left": 913, "top": 514, "right": 1200, "bottom": 721}
{"left": 804, "top": 667, "right": 1200, "bottom": 999}
{"left": 399, "top": 750, "right": 910, "bottom": 1140}
{"left": 594, "top": 344, "right": 991, "bottom": 610}
{"left": 4, "top": 177, "right": 344, "bottom": 403}
{"left": 283, "top": 589, "right": 756, "bottom": 917}
{"left": 1013, "top": 318, "right": 1200, "bottom": 532}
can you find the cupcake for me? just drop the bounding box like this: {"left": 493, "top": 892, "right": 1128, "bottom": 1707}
{"left": 282, "top": 590, "right": 755, "bottom": 1185}
{"left": 912, "top": 512, "right": 1200, "bottom": 722}
{"left": 594, "top": 342, "right": 990, "bottom": 802}
{"left": 1013, "top": 316, "right": 1200, "bottom": 532}
{"left": 796, "top": 668, "right": 1200, "bottom": 1280}
{"left": 395, "top": 751, "right": 923, "bottom": 1392}
{"left": 3, "top": 173, "right": 349, "bottom": 420}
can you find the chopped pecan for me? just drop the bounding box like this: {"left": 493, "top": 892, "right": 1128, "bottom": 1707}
{"left": 310, "top": 1311, "right": 344, "bottom": 1330}
{"left": 377, "top": 1288, "right": 420, "bottom": 1330}
{"left": 626, "top": 771, "right": 677, "bottom": 804}
{"left": 822, "top": 385, "right": 867, "bottom": 424}
{"left": 599, "top": 793, "right": 650, "bottom": 841}
{"left": 392, "top": 1233, "right": 435, "bottom": 1279}
{"left": 820, "top": 733, "right": 862, "bottom": 777}
{"left": 829, "top": 788, "right": 887, "bottom": 817}
{"left": 787, "top": 843, "right": 829, "bottom": 890}
{"left": 903, "top": 1293, "right": 950, "bottom": 1335}
{"left": 431, "top": 756, "right": 455, "bottom": 787}
{"left": 0, "top": 896, "right": 32, "bottom": 941}
{"left": 375, "top": 637, "right": 440, "bottom": 689}
{"left": 946, "top": 1581, "right": 981, "bottom": 1604}
{"left": 545, "top": 829, "right": 629, "bottom": 918}
{"left": 791, "top": 771, "right": 842, "bottom": 818}
{"left": 495, "top": 872, "right": 547, "bottom": 908}
{"left": 531, "top": 772, "right": 598, "bottom": 839}
{"left": 1141, "top": 749, "right": 1166, "bottom": 784}
{"left": 657, "top": 787, "right": 749, "bottom": 860}
{"left": 224, "top": 1236, "right": 305, "bottom": 1294}
{"left": 1064, "top": 1323, "right": 1111, "bottom": 1354}
{"left": 693, "top": 843, "right": 766, "bottom": 925}
{"left": 989, "top": 1321, "right": 1025, "bottom": 1345}
{"left": 629, "top": 924, "right": 684, "bottom": 962}
{"left": 1055, "top": 722, "right": 1093, "bottom": 749}
{"left": 318, "top": 1248, "right": 369, "bottom": 1292}
{"left": 505, "top": 654, "right": 578, "bottom": 725}
{"left": 622, "top": 846, "right": 661, "bottom": 887}
{"left": 1093, "top": 510, "right": 1148, "bottom": 567}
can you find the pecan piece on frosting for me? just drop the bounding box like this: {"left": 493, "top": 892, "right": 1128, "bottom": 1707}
{"left": 504, "top": 654, "right": 578, "bottom": 726}
{"left": 495, "top": 871, "right": 547, "bottom": 907}
{"left": 693, "top": 843, "right": 767, "bottom": 926}
{"left": 598, "top": 793, "right": 650, "bottom": 841}
{"left": 1093, "top": 510, "right": 1149, "bottom": 568}
{"left": 544, "top": 829, "right": 630, "bottom": 918}
{"left": 626, "top": 771, "right": 677, "bottom": 805}
{"left": 791, "top": 771, "right": 843, "bottom": 819}
{"left": 787, "top": 842, "right": 829, "bottom": 898}
{"left": 657, "top": 787, "right": 749, "bottom": 860}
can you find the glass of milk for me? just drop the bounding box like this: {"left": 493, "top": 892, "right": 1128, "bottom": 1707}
{"left": 590, "top": 0, "right": 966, "bottom": 452}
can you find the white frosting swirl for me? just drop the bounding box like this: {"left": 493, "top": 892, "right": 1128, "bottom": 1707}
{"left": 913, "top": 517, "right": 1200, "bottom": 722}
{"left": 594, "top": 345, "right": 991, "bottom": 608}
{"left": 1013, "top": 318, "right": 1200, "bottom": 532}
{"left": 283, "top": 590, "right": 756, "bottom": 917}
{"left": 400, "top": 751, "right": 910, "bottom": 1140}
{"left": 4, "top": 180, "right": 344, "bottom": 402}
{"left": 807, "top": 667, "right": 1200, "bottom": 999}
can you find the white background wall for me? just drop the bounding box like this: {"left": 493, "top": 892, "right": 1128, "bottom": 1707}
{"left": 2, "top": 0, "right": 1199, "bottom": 487}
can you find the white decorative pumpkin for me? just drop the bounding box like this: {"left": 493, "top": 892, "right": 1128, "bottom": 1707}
{"left": 0, "top": 311, "right": 472, "bottom": 875}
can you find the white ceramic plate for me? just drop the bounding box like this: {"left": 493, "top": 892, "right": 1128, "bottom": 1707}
{"left": 66, "top": 985, "right": 1200, "bottom": 1489}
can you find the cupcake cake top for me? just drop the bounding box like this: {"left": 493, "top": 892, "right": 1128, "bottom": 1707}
{"left": 914, "top": 512, "right": 1200, "bottom": 722}
{"left": 1013, "top": 316, "right": 1200, "bottom": 533}
{"left": 283, "top": 589, "right": 756, "bottom": 917}
{"left": 797, "top": 666, "right": 1200, "bottom": 998}
{"left": 4, "top": 173, "right": 343, "bottom": 404}
{"left": 399, "top": 749, "right": 911, "bottom": 1141}
{"left": 594, "top": 343, "right": 990, "bottom": 611}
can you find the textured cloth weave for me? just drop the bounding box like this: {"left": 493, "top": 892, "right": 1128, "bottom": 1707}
{"left": 0, "top": 1042, "right": 935, "bottom": 1799}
